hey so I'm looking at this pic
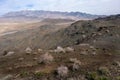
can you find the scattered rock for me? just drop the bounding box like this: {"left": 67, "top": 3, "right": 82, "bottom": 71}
{"left": 7, "top": 67, "right": 13, "bottom": 71}
{"left": 67, "top": 75, "right": 86, "bottom": 80}
{"left": 69, "top": 58, "right": 81, "bottom": 71}
{"left": 18, "top": 57, "right": 24, "bottom": 61}
{"left": 93, "top": 40, "right": 97, "bottom": 43}
{"left": 92, "top": 52, "right": 96, "bottom": 55}
{"left": 92, "top": 32, "right": 97, "bottom": 37}
{"left": 0, "top": 74, "right": 13, "bottom": 80}
{"left": 89, "top": 46, "right": 95, "bottom": 49}
{"left": 33, "top": 57, "right": 38, "bottom": 61}
{"left": 80, "top": 51, "right": 87, "bottom": 55}
{"left": 69, "top": 58, "right": 81, "bottom": 65}
{"left": 116, "top": 34, "right": 119, "bottom": 37}
{"left": 79, "top": 44, "right": 97, "bottom": 55}
{"left": 98, "top": 67, "right": 110, "bottom": 75}
{"left": 65, "top": 47, "right": 74, "bottom": 52}
{"left": 82, "top": 35, "right": 86, "bottom": 38}
{"left": 70, "top": 58, "right": 77, "bottom": 63}
{"left": 33, "top": 52, "right": 38, "bottom": 55}
{"left": 5, "top": 51, "right": 15, "bottom": 56}
{"left": 72, "top": 63, "right": 80, "bottom": 71}
{"left": 97, "top": 32, "right": 102, "bottom": 36}
{"left": 113, "top": 61, "right": 120, "bottom": 67}
{"left": 79, "top": 43, "right": 90, "bottom": 46}
{"left": 38, "top": 49, "right": 43, "bottom": 52}
{"left": 105, "top": 30, "right": 110, "bottom": 33}
{"left": 25, "top": 47, "right": 32, "bottom": 54}
{"left": 81, "top": 31, "right": 85, "bottom": 34}
{"left": 54, "top": 46, "right": 66, "bottom": 53}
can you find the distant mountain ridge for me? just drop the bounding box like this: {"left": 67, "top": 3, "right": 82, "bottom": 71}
{"left": 1, "top": 10, "right": 104, "bottom": 20}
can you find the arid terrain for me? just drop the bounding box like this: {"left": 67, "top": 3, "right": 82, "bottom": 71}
{"left": 0, "top": 11, "right": 120, "bottom": 80}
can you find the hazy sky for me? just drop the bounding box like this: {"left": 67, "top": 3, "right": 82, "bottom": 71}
{"left": 0, "top": 0, "right": 120, "bottom": 15}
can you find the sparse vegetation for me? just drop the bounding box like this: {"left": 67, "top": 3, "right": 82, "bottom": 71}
{"left": 113, "top": 61, "right": 120, "bottom": 67}
{"left": 86, "top": 72, "right": 110, "bottom": 80}
{"left": 98, "top": 67, "right": 110, "bottom": 75}
{"left": 86, "top": 72, "right": 98, "bottom": 80}
{"left": 57, "top": 65, "right": 69, "bottom": 77}
{"left": 69, "top": 58, "right": 81, "bottom": 71}
{"left": 116, "top": 76, "right": 120, "bottom": 80}
{"left": 71, "top": 63, "right": 80, "bottom": 71}
{"left": 20, "top": 71, "right": 29, "bottom": 77}
{"left": 38, "top": 53, "right": 54, "bottom": 64}
{"left": 34, "top": 72, "right": 47, "bottom": 78}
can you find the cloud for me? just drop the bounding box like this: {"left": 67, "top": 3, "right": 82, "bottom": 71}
{"left": 0, "top": 0, "right": 120, "bottom": 15}
{"left": 26, "top": 4, "right": 34, "bottom": 8}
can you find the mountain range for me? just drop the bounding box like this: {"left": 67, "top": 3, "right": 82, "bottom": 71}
{"left": 0, "top": 10, "right": 104, "bottom": 21}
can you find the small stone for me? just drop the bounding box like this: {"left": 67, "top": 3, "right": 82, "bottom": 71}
{"left": 105, "top": 30, "right": 110, "bottom": 33}
{"left": 81, "top": 31, "right": 85, "bottom": 34}
{"left": 72, "top": 63, "right": 80, "bottom": 71}
{"left": 93, "top": 40, "right": 97, "bottom": 43}
{"left": 89, "top": 46, "right": 95, "bottom": 49}
{"left": 38, "top": 49, "right": 43, "bottom": 52}
{"left": 80, "top": 51, "right": 87, "bottom": 55}
{"left": 54, "top": 46, "right": 66, "bottom": 53}
{"left": 79, "top": 43, "right": 90, "bottom": 46}
{"left": 7, "top": 67, "right": 13, "bottom": 71}
{"left": 18, "top": 58, "right": 24, "bottom": 61}
{"left": 1, "top": 74, "right": 13, "bottom": 80}
{"left": 69, "top": 58, "right": 81, "bottom": 65}
{"left": 5, "top": 51, "right": 15, "bottom": 56}
{"left": 92, "top": 52, "right": 96, "bottom": 55}
{"left": 33, "top": 52, "right": 38, "bottom": 55}
{"left": 69, "top": 58, "right": 77, "bottom": 63}
{"left": 98, "top": 32, "right": 102, "bottom": 36}
{"left": 65, "top": 47, "right": 74, "bottom": 52}
{"left": 116, "top": 34, "right": 119, "bottom": 37}
{"left": 113, "top": 61, "right": 120, "bottom": 67}
{"left": 82, "top": 35, "right": 86, "bottom": 38}
{"left": 33, "top": 57, "right": 38, "bottom": 60}
{"left": 25, "top": 47, "right": 32, "bottom": 54}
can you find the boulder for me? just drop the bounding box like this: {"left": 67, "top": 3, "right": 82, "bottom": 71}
{"left": 5, "top": 51, "right": 15, "bottom": 56}
{"left": 54, "top": 46, "right": 65, "bottom": 53}
{"left": 65, "top": 47, "right": 74, "bottom": 52}
{"left": 25, "top": 47, "right": 32, "bottom": 54}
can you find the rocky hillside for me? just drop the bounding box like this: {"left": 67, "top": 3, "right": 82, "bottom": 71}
{"left": 0, "top": 15, "right": 120, "bottom": 80}
{"left": 0, "top": 15, "right": 120, "bottom": 54}
{"left": 38, "top": 14, "right": 120, "bottom": 51}
{"left": 0, "top": 19, "right": 74, "bottom": 54}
